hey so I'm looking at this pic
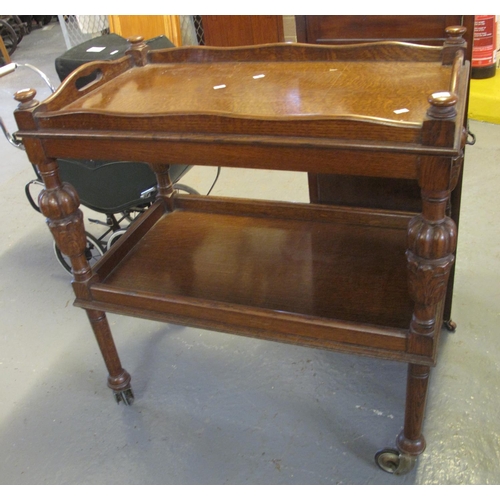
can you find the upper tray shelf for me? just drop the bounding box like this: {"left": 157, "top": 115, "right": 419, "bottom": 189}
{"left": 61, "top": 60, "right": 453, "bottom": 126}
{"left": 15, "top": 28, "right": 470, "bottom": 152}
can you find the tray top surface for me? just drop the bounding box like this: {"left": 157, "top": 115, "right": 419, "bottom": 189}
{"left": 62, "top": 60, "right": 452, "bottom": 124}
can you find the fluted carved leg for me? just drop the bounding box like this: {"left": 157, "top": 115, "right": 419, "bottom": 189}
{"left": 37, "top": 161, "right": 93, "bottom": 282}
{"left": 402, "top": 186, "right": 457, "bottom": 447}
{"left": 36, "top": 158, "right": 133, "bottom": 404}
{"left": 377, "top": 207, "right": 456, "bottom": 473}
{"left": 406, "top": 211, "right": 456, "bottom": 359}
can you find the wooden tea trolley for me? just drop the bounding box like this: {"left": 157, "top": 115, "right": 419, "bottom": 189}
{"left": 14, "top": 27, "right": 470, "bottom": 474}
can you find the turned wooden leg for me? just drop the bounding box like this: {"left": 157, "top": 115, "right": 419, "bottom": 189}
{"left": 397, "top": 364, "right": 430, "bottom": 456}
{"left": 375, "top": 364, "right": 431, "bottom": 475}
{"left": 150, "top": 163, "right": 176, "bottom": 209}
{"left": 13, "top": 92, "right": 134, "bottom": 404}
{"left": 36, "top": 158, "right": 133, "bottom": 404}
{"left": 87, "top": 309, "right": 134, "bottom": 405}
{"left": 376, "top": 363, "right": 432, "bottom": 474}
{"left": 376, "top": 153, "right": 459, "bottom": 474}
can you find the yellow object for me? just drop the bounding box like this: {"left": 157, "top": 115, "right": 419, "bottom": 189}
{"left": 468, "top": 71, "right": 500, "bottom": 124}
{"left": 0, "top": 36, "right": 11, "bottom": 63}
{"left": 108, "top": 15, "right": 182, "bottom": 47}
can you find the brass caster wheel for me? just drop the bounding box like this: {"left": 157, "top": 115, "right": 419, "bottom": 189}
{"left": 113, "top": 388, "right": 135, "bottom": 406}
{"left": 374, "top": 448, "right": 416, "bottom": 475}
{"left": 444, "top": 319, "right": 457, "bottom": 332}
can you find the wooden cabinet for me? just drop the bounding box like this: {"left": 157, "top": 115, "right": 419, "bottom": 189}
{"left": 201, "top": 15, "right": 284, "bottom": 46}
{"left": 296, "top": 15, "right": 473, "bottom": 49}
{"left": 13, "top": 29, "right": 470, "bottom": 475}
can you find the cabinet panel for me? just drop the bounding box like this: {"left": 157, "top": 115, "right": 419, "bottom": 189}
{"left": 202, "top": 15, "right": 284, "bottom": 46}
{"left": 297, "top": 15, "right": 465, "bottom": 44}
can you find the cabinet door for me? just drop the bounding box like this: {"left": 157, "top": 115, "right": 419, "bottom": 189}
{"left": 202, "top": 15, "right": 284, "bottom": 46}
{"left": 297, "top": 15, "right": 470, "bottom": 47}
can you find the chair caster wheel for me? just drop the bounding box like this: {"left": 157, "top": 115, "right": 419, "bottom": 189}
{"left": 444, "top": 319, "right": 457, "bottom": 332}
{"left": 113, "top": 388, "right": 135, "bottom": 406}
{"left": 374, "top": 448, "right": 416, "bottom": 475}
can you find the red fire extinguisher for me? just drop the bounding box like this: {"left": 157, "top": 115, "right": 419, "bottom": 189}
{"left": 472, "top": 15, "right": 498, "bottom": 79}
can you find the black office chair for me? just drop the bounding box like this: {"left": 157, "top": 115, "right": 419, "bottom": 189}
{"left": 3, "top": 34, "right": 203, "bottom": 273}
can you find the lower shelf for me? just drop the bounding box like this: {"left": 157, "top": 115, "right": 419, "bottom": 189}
{"left": 78, "top": 195, "right": 424, "bottom": 362}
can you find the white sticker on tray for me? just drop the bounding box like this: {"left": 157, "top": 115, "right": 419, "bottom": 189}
{"left": 86, "top": 46, "right": 106, "bottom": 53}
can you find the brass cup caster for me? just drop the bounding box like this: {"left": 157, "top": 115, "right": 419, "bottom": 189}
{"left": 374, "top": 448, "right": 416, "bottom": 475}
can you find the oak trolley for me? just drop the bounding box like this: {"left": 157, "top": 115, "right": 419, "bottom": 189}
{"left": 14, "top": 27, "right": 470, "bottom": 474}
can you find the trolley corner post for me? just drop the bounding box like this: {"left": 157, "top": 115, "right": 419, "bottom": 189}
{"left": 13, "top": 88, "right": 134, "bottom": 405}
{"left": 380, "top": 90, "right": 462, "bottom": 474}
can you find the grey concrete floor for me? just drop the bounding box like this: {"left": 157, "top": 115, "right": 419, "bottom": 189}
{"left": 0, "top": 20, "right": 499, "bottom": 485}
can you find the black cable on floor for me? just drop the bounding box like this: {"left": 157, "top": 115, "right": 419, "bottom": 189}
{"left": 206, "top": 166, "right": 221, "bottom": 196}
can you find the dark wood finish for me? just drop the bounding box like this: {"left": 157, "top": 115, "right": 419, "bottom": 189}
{"left": 13, "top": 33, "right": 470, "bottom": 471}
{"left": 296, "top": 16, "right": 472, "bottom": 208}
{"left": 296, "top": 16, "right": 474, "bottom": 326}
{"left": 296, "top": 15, "right": 469, "bottom": 48}
{"left": 87, "top": 198, "right": 413, "bottom": 354}
{"left": 201, "top": 15, "right": 284, "bottom": 46}
{"left": 397, "top": 364, "right": 431, "bottom": 457}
